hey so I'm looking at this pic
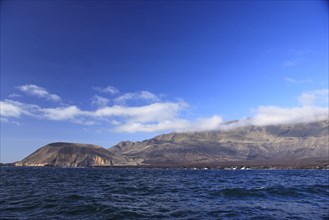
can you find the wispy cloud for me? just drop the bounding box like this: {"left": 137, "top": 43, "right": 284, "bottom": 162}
{"left": 0, "top": 100, "right": 93, "bottom": 125}
{"left": 298, "top": 89, "right": 329, "bottom": 107}
{"left": 41, "top": 106, "right": 83, "bottom": 121}
{"left": 8, "top": 93, "right": 21, "bottom": 98}
{"left": 279, "top": 48, "right": 311, "bottom": 68}
{"left": 93, "top": 102, "right": 185, "bottom": 121}
{"left": 0, "top": 117, "right": 20, "bottom": 126}
{"left": 93, "top": 85, "right": 161, "bottom": 105}
{"left": 91, "top": 95, "right": 109, "bottom": 107}
{"left": 0, "top": 99, "right": 41, "bottom": 121}
{"left": 93, "top": 85, "right": 119, "bottom": 95}
{"left": 284, "top": 77, "right": 312, "bottom": 84}
{"left": 17, "top": 84, "right": 61, "bottom": 102}
{"left": 114, "top": 91, "right": 161, "bottom": 105}
{"left": 1, "top": 85, "right": 328, "bottom": 133}
{"left": 0, "top": 100, "right": 26, "bottom": 118}
{"left": 114, "top": 115, "right": 223, "bottom": 133}
{"left": 0, "top": 97, "right": 221, "bottom": 132}
{"left": 283, "top": 61, "right": 298, "bottom": 67}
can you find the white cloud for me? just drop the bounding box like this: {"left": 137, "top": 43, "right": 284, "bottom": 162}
{"left": 114, "top": 119, "right": 190, "bottom": 133}
{"left": 0, "top": 100, "right": 41, "bottom": 118}
{"left": 0, "top": 117, "right": 20, "bottom": 126}
{"left": 91, "top": 95, "right": 109, "bottom": 107}
{"left": 218, "top": 105, "right": 328, "bottom": 130}
{"left": 298, "top": 89, "right": 329, "bottom": 107}
{"left": 284, "top": 77, "right": 312, "bottom": 84}
{"left": 0, "top": 99, "right": 189, "bottom": 129}
{"left": 219, "top": 118, "right": 251, "bottom": 131}
{"left": 0, "top": 100, "right": 86, "bottom": 123}
{"left": 114, "top": 115, "right": 223, "bottom": 133}
{"left": 193, "top": 115, "right": 223, "bottom": 131}
{"left": 93, "top": 102, "right": 187, "bottom": 123}
{"left": 0, "top": 100, "right": 25, "bottom": 118}
{"left": 113, "top": 93, "right": 134, "bottom": 104}
{"left": 250, "top": 106, "right": 328, "bottom": 126}
{"left": 17, "top": 84, "right": 61, "bottom": 102}
{"left": 41, "top": 105, "right": 95, "bottom": 125}
{"left": 139, "top": 91, "right": 160, "bottom": 102}
{"left": 281, "top": 48, "right": 310, "bottom": 68}
{"left": 0, "top": 117, "right": 8, "bottom": 123}
{"left": 93, "top": 85, "right": 119, "bottom": 95}
{"left": 283, "top": 61, "right": 297, "bottom": 67}
{"left": 88, "top": 101, "right": 190, "bottom": 131}
{"left": 114, "top": 91, "right": 160, "bottom": 105}
{"left": 2, "top": 85, "right": 328, "bottom": 133}
{"left": 0, "top": 98, "right": 222, "bottom": 132}
{"left": 41, "top": 106, "right": 83, "bottom": 121}
{"left": 298, "top": 93, "right": 316, "bottom": 106}
{"left": 216, "top": 89, "right": 328, "bottom": 130}
{"left": 8, "top": 93, "right": 21, "bottom": 98}
{"left": 0, "top": 100, "right": 42, "bottom": 125}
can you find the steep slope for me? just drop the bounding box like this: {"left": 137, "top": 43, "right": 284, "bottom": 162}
{"left": 109, "top": 120, "right": 329, "bottom": 166}
{"left": 15, "top": 142, "right": 115, "bottom": 167}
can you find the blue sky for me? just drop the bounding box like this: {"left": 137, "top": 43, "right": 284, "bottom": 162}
{"left": 1, "top": 0, "right": 328, "bottom": 162}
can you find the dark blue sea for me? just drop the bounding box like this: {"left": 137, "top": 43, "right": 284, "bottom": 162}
{"left": 0, "top": 167, "right": 328, "bottom": 219}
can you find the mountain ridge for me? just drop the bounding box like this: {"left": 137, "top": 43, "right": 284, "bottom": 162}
{"left": 14, "top": 120, "right": 329, "bottom": 168}
{"left": 108, "top": 120, "right": 329, "bottom": 166}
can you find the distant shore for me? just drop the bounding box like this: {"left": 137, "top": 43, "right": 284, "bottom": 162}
{"left": 2, "top": 157, "right": 328, "bottom": 170}
{"left": 94, "top": 158, "right": 329, "bottom": 170}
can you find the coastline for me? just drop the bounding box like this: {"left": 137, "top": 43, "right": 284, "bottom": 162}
{"left": 2, "top": 157, "right": 328, "bottom": 170}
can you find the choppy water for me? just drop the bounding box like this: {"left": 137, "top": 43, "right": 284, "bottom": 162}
{"left": 1, "top": 167, "right": 328, "bottom": 219}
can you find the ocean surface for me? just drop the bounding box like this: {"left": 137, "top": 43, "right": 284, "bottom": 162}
{"left": 1, "top": 167, "right": 328, "bottom": 219}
